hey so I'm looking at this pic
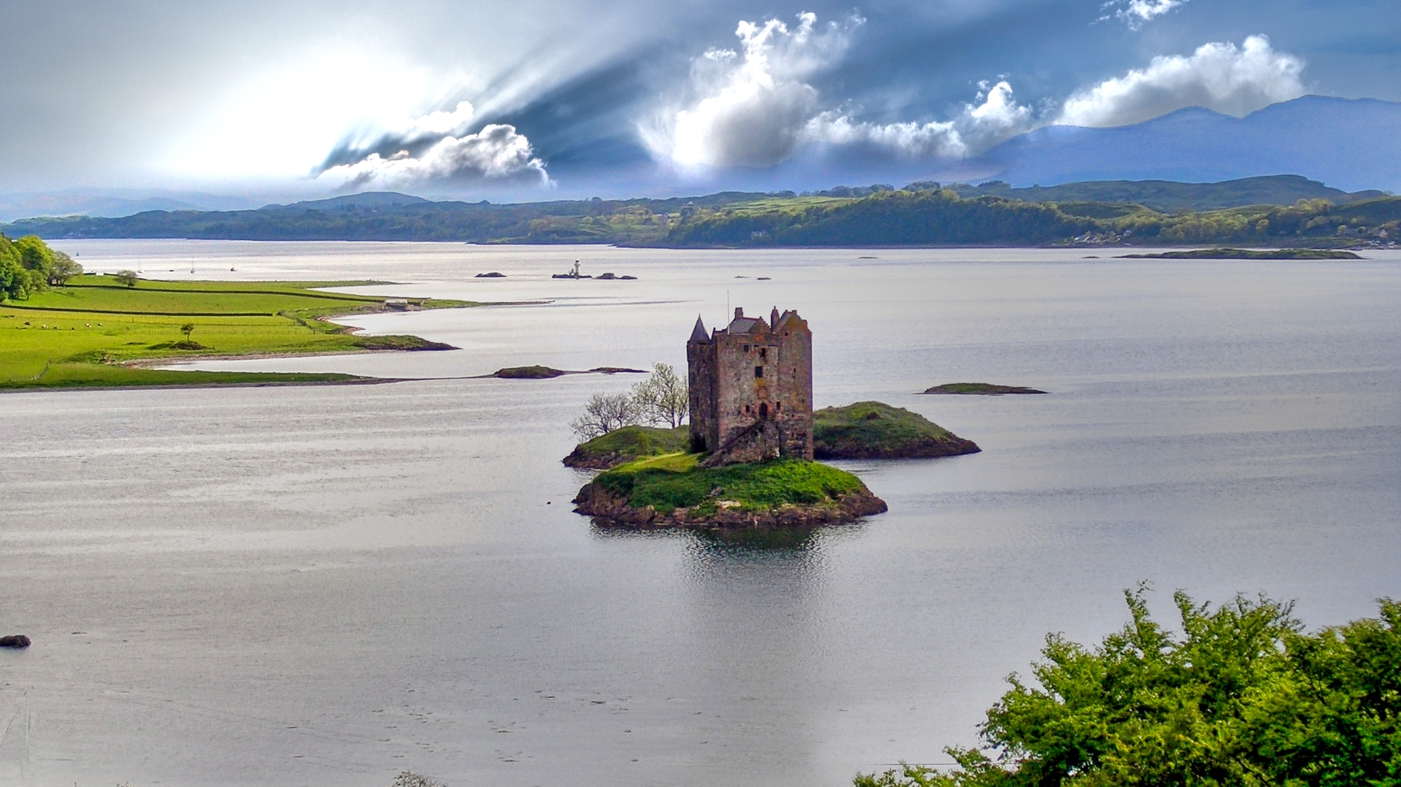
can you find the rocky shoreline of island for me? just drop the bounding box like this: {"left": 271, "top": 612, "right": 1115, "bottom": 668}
{"left": 571, "top": 453, "right": 885, "bottom": 526}
{"left": 573, "top": 476, "right": 888, "bottom": 529}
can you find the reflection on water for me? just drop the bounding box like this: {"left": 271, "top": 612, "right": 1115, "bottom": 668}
{"left": 2, "top": 241, "right": 1398, "bottom": 787}
{"left": 688, "top": 525, "right": 823, "bottom": 554}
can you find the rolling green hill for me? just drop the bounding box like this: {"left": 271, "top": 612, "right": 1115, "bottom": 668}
{"left": 946, "top": 175, "right": 1386, "bottom": 212}
{"left": 5, "top": 177, "right": 1397, "bottom": 249}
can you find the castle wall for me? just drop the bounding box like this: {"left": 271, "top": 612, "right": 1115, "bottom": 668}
{"left": 687, "top": 338, "right": 719, "bottom": 453}
{"left": 773, "top": 320, "right": 813, "bottom": 459}
{"left": 688, "top": 308, "right": 813, "bottom": 464}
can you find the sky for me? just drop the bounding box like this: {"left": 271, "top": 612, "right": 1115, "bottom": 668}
{"left": 1, "top": 0, "right": 1398, "bottom": 202}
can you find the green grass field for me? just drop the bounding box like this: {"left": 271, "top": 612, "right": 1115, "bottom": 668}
{"left": 0, "top": 275, "right": 471, "bottom": 389}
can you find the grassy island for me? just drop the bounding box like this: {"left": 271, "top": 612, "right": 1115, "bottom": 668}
{"left": 813, "top": 401, "right": 980, "bottom": 459}
{"left": 573, "top": 454, "right": 887, "bottom": 528}
{"left": 922, "top": 382, "right": 1047, "bottom": 395}
{"left": 486, "top": 365, "right": 647, "bottom": 380}
{"left": 1117, "top": 247, "right": 1362, "bottom": 260}
{"left": 1, "top": 275, "right": 469, "bottom": 389}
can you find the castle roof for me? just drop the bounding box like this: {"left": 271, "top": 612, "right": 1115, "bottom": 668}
{"left": 727, "top": 316, "right": 764, "bottom": 334}
{"left": 690, "top": 316, "right": 709, "bottom": 343}
{"left": 773, "top": 310, "right": 809, "bottom": 333}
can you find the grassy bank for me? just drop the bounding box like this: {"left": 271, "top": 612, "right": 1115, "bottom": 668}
{"left": 563, "top": 424, "right": 691, "bottom": 468}
{"left": 0, "top": 275, "right": 470, "bottom": 389}
{"left": 812, "top": 401, "right": 981, "bottom": 459}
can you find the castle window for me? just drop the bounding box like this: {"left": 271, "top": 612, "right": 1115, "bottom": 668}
{"left": 759, "top": 348, "right": 767, "bottom": 359}
{"left": 754, "top": 366, "right": 764, "bottom": 379}
{"left": 743, "top": 344, "right": 750, "bottom": 352}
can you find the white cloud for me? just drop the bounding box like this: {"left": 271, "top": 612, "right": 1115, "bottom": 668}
{"left": 805, "top": 113, "right": 966, "bottom": 157}
{"left": 319, "top": 122, "right": 549, "bottom": 188}
{"left": 398, "top": 100, "right": 479, "bottom": 140}
{"left": 643, "top": 13, "right": 1032, "bottom": 170}
{"left": 1057, "top": 35, "right": 1305, "bottom": 128}
{"left": 1102, "top": 0, "right": 1190, "bottom": 30}
{"left": 804, "top": 81, "right": 1034, "bottom": 158}
{"left": 643, "top": 12, "right": 857, "bottom": 169}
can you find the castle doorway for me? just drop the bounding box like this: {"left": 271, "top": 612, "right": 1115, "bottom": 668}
{"left": 759, "top": 402, "right": 769, "bottom": 420}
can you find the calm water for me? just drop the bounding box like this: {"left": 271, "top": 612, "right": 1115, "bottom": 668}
{"left": 2, "top": 241, "right": 1399, "bottom": 787}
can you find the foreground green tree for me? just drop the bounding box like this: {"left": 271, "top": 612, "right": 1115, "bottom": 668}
{"left": 0, "top": 235, "right": 29, "bottom": 300}
{"left": 13, "top": 235, "right": 53, "bottom": 292}
{"left": 858, "top": 588, "right": 1401, "bottom": 787}
{"left": 48, "top": 250, "right": 83, "bottom": 286}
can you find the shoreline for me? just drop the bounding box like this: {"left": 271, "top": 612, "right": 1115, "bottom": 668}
{"left": 0, "top": 275, "right": 479, "bottom": 391}
{"left": 0, "top": 375, "right": 404, "bottom": 395}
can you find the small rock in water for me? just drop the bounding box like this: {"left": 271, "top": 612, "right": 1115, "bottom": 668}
{"left": 475, "top": 271, "right": 507, "bottom": 278}
{"left": 0, "top": 634, "right": 32, "bottom": 648}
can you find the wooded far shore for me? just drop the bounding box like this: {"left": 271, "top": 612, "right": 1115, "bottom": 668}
{"left": 5, "top": 175, "right": 1397, "bottom": 250}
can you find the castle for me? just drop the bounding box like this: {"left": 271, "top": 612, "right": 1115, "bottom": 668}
{"left": 687, "top": 306, "right": 813, "bottom": 465}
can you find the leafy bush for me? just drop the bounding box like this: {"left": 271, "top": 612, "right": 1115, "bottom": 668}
{"left": 857, "top": 588, "right": 1401, "bottom": 787}
{"left": 0, "top": 232, "right": 59, "bottom": 300}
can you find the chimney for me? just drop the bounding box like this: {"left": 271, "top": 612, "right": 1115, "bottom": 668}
{"left": 770, "top": 306, "right": 780, "bottom": 328}
{"left": 734, "top": 307, "right": 744, "bottom": 320}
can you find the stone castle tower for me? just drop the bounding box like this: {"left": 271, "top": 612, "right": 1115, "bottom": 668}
{"left": 686, "top": 306, "right": 814, "bottom": 465}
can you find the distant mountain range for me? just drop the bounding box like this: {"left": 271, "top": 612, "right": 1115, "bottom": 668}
{"left": 0, "top": 189, "right": 259, "bottom": 224}
{"left": 977, "top": 96, "right": 1401, "bottom": 193}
